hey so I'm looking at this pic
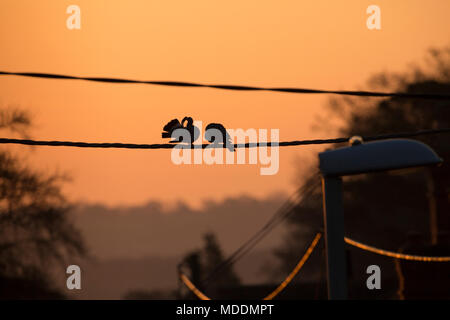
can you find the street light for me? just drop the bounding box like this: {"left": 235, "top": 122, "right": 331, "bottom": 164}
{"left": 319, "top": 138, "right": 443, "bottom": 300}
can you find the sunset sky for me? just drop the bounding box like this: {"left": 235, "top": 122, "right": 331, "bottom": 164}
{"left": 0, "top": 0, "right": 449, "bottom": 208}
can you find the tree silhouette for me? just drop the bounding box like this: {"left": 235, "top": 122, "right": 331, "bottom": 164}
{"left": 0, "top": 107, "right": 86, "bottom": 299}
{"left": 201, "top": 232, "right": 241, "bottom": 287}
{"left": 273, "top": 46, "right": 450, "bottom": 299}
{"left": 180, "top": 232, "right": 240, "bottom": 297}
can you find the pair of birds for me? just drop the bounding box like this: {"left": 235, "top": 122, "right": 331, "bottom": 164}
{"left": 162, "top": 117, "right": 234, "bottom": 151}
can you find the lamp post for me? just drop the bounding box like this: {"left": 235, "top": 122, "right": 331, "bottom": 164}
{"left": 319, "top": 138, "right": 442, "bottom": 300}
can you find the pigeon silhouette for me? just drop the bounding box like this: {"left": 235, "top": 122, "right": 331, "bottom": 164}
{"left": 205, "top": 123, "right": 235, "bottom": 152}
{"left": 162, "top": 117, "right": 199, "bottom": 144}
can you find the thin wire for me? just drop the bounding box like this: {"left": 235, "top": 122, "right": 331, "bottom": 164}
{"left": 263, "top": 232, "right": 322, "bottom": 300}
{"left": 181, "top": 235, "right": 450, "bottom": 301}
{"left": 314, "top": 243, "right": 326, "bottom": 300}
{"left": 345, "top": 237, "right": 450, "bottom": 262}
{"left": 208, "top": 182, "right": 320, "bottom": 281}
{"left": 394, "top": 258, "right": 406, "bottom": 300}
{"left": 179, "top": 232, "right": 322, "bottom": 300}
{"left": 202, "top": 179, "right": 320, "bottom": 286}
{"left": 0, "top": 127, "right": 449, "bottom": 150}
{"left": 201, "top": 188, "right": 302, "bottom": 286}
{"left": 1, "top": 71, "right": 450, "bottom": 100}
{"left": 179, "top": 273, "right": 211, "bottom": 300}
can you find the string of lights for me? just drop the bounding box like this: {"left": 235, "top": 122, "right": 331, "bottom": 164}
{"left": 179, "top": 273, "right": 211, "bottom": 301}
{"left": 201, "top": 179, "right": 321, "bottom": 286}
{"left": 2, "top": 52, "right": 448, "bottom": 300}
{"left": 180, "top": 233, "right": 450, "bottom": 300}
{"left": 345, "top": 237, "right": 450, "bottom": 262}
{"left": 1, "top": 70, "right": 450, "bottom": 100}
{"left": 179, "top": 232, "right": 322, "bottom": 301}
{"left": 263, "top": 232, "right": 322, "bottom": 300}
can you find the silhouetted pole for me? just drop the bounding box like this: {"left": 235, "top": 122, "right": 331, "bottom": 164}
{"left": 427, "top": 150, "right": 450, "bottom": 244}
{"left": 319, "top": 138, "right": 442, "bottom": 300}
{"left": 322, "top": 176, "right": 348, "bottom": 299}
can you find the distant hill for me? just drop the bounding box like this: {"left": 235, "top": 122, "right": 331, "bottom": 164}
{"left": 67, "top": 250, "right": 273, "bottom": 300}
{"left": 66, "top": 193, "right": 288, "bottom": 299}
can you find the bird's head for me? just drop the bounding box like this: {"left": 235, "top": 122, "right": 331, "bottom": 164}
{"left": 181, "top": 117, "right": 193, "bottom": 127}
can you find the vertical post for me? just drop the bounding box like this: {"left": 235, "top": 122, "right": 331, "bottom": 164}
{"left": 322, "top": 175, "right": 348, "bottom": 299}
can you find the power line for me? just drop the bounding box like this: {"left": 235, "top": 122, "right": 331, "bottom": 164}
{"left": 179, "top": 232, "right": 322, "bottom": 300}
{"left": 201, "top": 152, "right": 450, "bottom": 285}
{"left": 200, "top": 188, "right": 301, "bottom": 286}
{"left": 179, "top": 273, "right": 211, "bottom": 301}
{"left": 201, "top": 178, "right": 321, "bottom": 286}
{"left": 263, "top": 232, "right": 322, "bottom": 300}
{"left": 1, "top": 71, "right": 450, "bottom": 100}
{"left": 180, "top": 232, "right": 450, "bottom": 301}
{"left": 0, "top": 128, "right": 449, "bottom": 150}
{"left": 208, "top": 183, "right": 320, "bottom": 280}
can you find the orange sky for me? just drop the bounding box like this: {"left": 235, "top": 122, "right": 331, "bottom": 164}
{"left": 0, "top": 0, "right": 449, "bottom": 207}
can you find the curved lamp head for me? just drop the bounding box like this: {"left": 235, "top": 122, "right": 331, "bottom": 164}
{"left": 319, "top": 139, "right": 443, "bottom": 177}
